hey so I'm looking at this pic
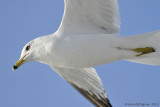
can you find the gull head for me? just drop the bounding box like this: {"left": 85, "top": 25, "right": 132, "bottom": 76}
{"left": 12, "top": 37, "right": 46, "bottom": 71}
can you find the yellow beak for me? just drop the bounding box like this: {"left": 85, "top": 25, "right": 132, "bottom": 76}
{"left": 12, "top": 55, "right": 27, "bottom": 71}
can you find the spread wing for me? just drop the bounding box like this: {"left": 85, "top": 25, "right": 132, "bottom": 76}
{"left": 52, "top": 67, "right": 112, "bottom": 107}
{"left": 57, "top": 0, "right": 120, "bottom": 35}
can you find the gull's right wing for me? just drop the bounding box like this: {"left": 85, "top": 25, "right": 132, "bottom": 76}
{"left": 52, "top": 67, "right": 112, "bottom": 107}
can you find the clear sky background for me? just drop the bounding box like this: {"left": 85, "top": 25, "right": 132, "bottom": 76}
{"left": 0, "top": 0, "right": 160, "bottom": 107}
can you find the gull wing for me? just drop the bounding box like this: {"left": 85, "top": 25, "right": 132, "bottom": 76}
{"left": 57, "top": 0, "right": 120, "bottom": 35}
{"left": 52, "top": 67, "right": 112, "bottom": 107}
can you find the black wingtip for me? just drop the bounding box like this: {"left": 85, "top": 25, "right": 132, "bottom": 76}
{"left": 106, "top": 98, "right": 112, "bottom": 107}
{"left": 70, "top": 82, "right": 112, "bottom": 107}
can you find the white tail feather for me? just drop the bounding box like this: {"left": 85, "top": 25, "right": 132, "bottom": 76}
{"left": 126, "top": 30, "right": 160, "bottom": 65}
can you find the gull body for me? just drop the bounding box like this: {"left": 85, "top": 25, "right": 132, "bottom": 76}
{"left": 13, "top": 0, "right": 160, "bottom": 107}
{"left": 37, "top": 34, "right": 127, "bottom": 68}
{"left": 25, "top": 31, "right": 160, "bottom": 68}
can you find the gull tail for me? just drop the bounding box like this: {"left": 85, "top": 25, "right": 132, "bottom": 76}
{"left": 124, "top": 30, "right": 160, "bottom": 65}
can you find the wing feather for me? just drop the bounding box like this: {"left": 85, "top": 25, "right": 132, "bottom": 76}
{"left": 52, "top": 67, "right": 112, "bottom": 107}
{"left": 57, "top": 0, "right": 120, "bottom": 35}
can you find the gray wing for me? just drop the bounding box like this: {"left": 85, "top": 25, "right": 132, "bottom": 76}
{"left": 52, "top": 67, "right": 112, "bottom": 107}
{"left": 57, "top": 0, "right": 120, "bottom": 35}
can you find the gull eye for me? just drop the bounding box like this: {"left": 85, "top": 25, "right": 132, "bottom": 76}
{"left": 26, "top": 45, "right": 30, "bottom": 51}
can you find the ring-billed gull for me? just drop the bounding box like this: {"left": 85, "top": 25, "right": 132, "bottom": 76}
{"left": 12, "top": 0, "right": 160, "bottom": 107}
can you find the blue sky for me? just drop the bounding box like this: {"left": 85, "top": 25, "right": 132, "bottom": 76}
{"left": 0, "top": 0, "right": 160, "bottom": 107}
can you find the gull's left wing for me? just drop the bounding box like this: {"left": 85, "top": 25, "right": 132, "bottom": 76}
{"left": 57, "top": 0, "right": 120, "bottom": 35}
{"left": 52, "top": 67, "right": 112, "bottom": 107}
